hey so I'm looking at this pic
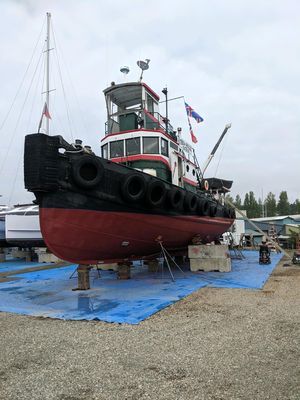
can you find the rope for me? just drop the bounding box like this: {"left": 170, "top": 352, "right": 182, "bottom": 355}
{"left": 214, "top": 131, "right": 228, "bottom": 177}
{"left": 0, "top": 16, "right": 46, "bottom": 132}
{"left": 53, "top": 27, "right": 89, "bottom": 135}
{"left": 0, "top": 42, "right": 45, "bottom": 176}
{"left": 51, "top": 23, "right": 74, "bottom": 142}
{"left": 7, "top": 151, "right": 23, "bottom": 206}
{"left": 26, "top": 48, "right": 45, "bottom": 132}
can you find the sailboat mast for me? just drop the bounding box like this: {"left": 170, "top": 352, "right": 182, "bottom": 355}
{"left": 45, "top": 12, "right": 51, "bottom": 135}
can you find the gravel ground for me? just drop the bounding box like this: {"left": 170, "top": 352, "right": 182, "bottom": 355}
{"left": 0, "top": 256, "right": 299, "bottom": 400}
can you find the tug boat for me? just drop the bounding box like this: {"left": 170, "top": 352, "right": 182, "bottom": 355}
{"left": 24, "top": 78, "right": 235, "bottom": 264}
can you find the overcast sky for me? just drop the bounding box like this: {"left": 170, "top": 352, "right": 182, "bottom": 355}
{"left": 0, "top": 0, "right": 299, "bottom": 206}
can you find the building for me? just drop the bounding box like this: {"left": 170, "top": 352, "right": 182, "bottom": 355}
{"left": 245, "top": 215, "right": 300, "bottom": 248}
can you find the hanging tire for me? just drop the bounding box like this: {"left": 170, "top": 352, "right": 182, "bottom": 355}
{"left": 121, "top": 173, "right": 147, "bottom": 203}
{"left": 146, "top": 180, "right": 167, "bottom": 208}
{"left": 184, "top": 193, "right": 198, "bottom": 213}
{"left": 72, "top": 155, "right": 104, "bottom": 189}
{"left": 168, "top": 188, "right": 184, "bottom": 211}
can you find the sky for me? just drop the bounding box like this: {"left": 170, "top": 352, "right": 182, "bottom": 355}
{"left": 0, "top": 0, "right": 299, "bottom": 206}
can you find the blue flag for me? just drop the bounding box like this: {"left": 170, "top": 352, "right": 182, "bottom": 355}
{"left": 185, "top": 102, "right": 204, "bottom": 123}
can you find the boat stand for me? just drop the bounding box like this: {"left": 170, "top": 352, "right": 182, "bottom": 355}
{"left": 157, "top": 241, "right": 185, "bottom": 282}
{"left": 70, "top": 265, "right": 101, "bottom": 290}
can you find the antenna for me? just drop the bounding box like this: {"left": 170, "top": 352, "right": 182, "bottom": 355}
{"left": 120, "top": 65, "right": 130, "bottom": 81}
{"left": 137, "top": 59, "right": 150, "bottom": 81}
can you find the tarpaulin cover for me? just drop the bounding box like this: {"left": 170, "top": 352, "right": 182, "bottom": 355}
{"left": 0, "top": 251, "right": 283, "bottom": 324}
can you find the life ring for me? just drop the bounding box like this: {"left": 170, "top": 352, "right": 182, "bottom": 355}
{"left": 146, "top": 180, "right": 167, "bottom": 208}
{"left": 121, "top": 173, "right": 147, "bottom": 203}
{"left": 72, "top": 155, "right": 104, "bottom": 189}
{"left": 184, "top": 193, "right": 198, "bottom": 213}
{"left": 168, "top": 188, "right": 184, "bottom": 210}
{"left": 203, "top": 180, "right": 209, "bottom": 191}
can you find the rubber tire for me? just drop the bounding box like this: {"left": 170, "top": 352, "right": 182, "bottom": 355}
{"left": 208, "top": 202, "right": 218, "bottom": 217}
{"left": 184, "top": 193, "right": 198, "bottom": 213}
{"left": 168, "top": 188, "right": 184, "bottom": 211}
{"left": 201, "top": 199, "right": 210, "bottom": 216}
{"left": 121, "top": 173, "right": 147, "bottom": 203}
{"left": 146, "top": 180, "right": 167, "bottom": 208}
{"left": 72, "top": 155, "right": 104, "bottom": 189}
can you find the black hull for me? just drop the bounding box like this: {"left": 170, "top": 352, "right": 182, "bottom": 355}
{"left": 24, "top": 133, "right": 235, "bottom": 262}
{"left": 24, "top": 133, "right": 235, "bottom": 220}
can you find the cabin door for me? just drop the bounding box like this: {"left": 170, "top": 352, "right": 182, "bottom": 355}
{"left": 178, "top": 156, "right": 184, "bottom": 187}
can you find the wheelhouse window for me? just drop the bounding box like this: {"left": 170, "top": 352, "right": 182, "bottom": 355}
{"left": 143, "top": 137, "right": 159, "bottom": 154}
{"left": 110, "top": 140, "right": 124, "bottom": 158}
{"left": 126, "top": 137, "right": 140, "bottom": 156}
{"left": 101, "top": 143, "right": 108, "bottom": 159}
{"left": 146, "top": 94, "right": 154, "bottom": 114}
{"left": 161, "top": 138, "right": 169, "bottom": 157}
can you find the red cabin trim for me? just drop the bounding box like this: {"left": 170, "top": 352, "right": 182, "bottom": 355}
{"left": 142, "top": 83, "right": 160, "bottom": 101}
{"left": 176, "top": 152, "right": 197, "bottom": 168}
{"left": 110, "top": 154, "right": 171, "bottom": 169}
{"left": 144, "top": 109, "right": 160, "bottom": 123}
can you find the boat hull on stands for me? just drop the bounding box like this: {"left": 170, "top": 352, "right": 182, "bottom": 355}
{"left": 24, "top": 133, "right": 235, "bottom": 264}
{"left": 40, "top": 203, "right": 233, "bottom": 264}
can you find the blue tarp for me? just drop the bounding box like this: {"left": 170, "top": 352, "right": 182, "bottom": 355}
{"left": 0, "top": 251, "right": 283, "bottom": 324}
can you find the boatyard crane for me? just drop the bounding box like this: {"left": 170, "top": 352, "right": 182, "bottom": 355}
{"left": 202, "top": 124, "right": 232, "bottom": 176}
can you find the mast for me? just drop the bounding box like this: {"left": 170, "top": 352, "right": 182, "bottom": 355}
{"left": 202, "top": 123, "right": 231, "bottom": 176}
{"left": 45, "top": 12, "right": 51, "bottom": 135}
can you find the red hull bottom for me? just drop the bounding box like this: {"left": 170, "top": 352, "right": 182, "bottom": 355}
{"left": 40, "top": 208, "right": 233, "bottom": 264}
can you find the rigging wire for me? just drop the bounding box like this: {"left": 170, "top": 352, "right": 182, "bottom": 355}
{"left": 52, "top": 24, "right": 90, "bottom": 136}
{"left": 0, "top": 41, "right": 45, "bottom": 176}
{"left": 0, "top": 16, "right": 46, "bottom": 132}
{"left": 51, "top": 23, "right": 75, "bottom": 142}
{"left": 26, "top": 47, "right": 45, "bottom": 132}
{"left": 214, "top": 131, "right": 228, "bottom": 177}
{"left": 7, "top": 151, "right": 23, "bottom": 206}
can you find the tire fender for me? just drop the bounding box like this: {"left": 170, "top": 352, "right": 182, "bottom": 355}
{"left": 72, "top": 155, "right": 104, "bottom": 189}
{"left": 121, "top": 173, "right": 147, "bottom": 203}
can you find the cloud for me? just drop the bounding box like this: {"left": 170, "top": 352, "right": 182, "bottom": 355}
{"left": 0, "top": 0, "right": 299, "bottom": 205}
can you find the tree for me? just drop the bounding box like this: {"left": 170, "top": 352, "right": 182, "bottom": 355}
{"left": 243, "top": 191, "right": 260, "bottom": 218}
{"left": 290, "top": 199, "right": 300, "bottom": 215}
{"left": 258, "top": 198, "right": 263, "bottom": 218}
{"left": 265, "top": 192, "right": 277, "bottom": 217}
{"left": 243, "top": 193, "right": 250, "bottom": 216}
{"left": 277, "top": 191, "right": 290, "bottom": 216}
{"left": 235, "top": 194, "right": 242, "bottom": 209}
{"left": 249, "top": 191, "right": 260, "bottom": 218}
